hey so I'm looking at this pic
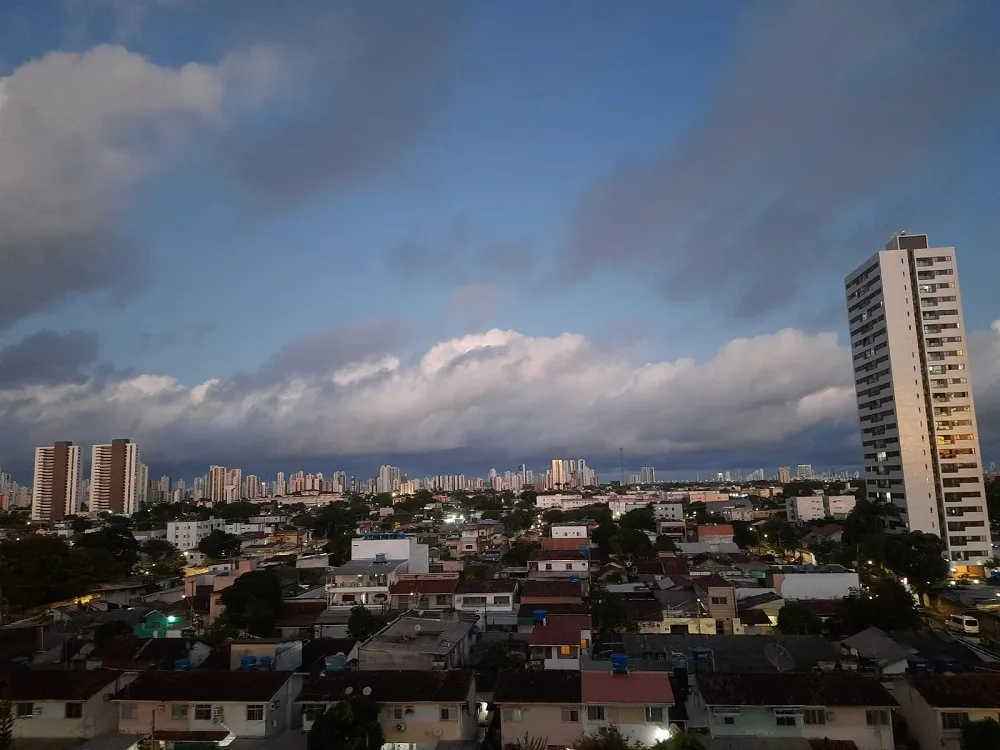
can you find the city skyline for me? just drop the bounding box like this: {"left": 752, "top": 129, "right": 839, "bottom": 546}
{"left": 1, "top": 3, "right": 999, "bottom": 479}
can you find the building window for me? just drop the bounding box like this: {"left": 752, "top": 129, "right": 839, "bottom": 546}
{"left": 866, "top": 710, "right": 890, "bottom": 726}
{"left": 587, "top": 706, "right": 605, "bottom": 721}
{"left": 501, "top": 708, "right": 522, "bottom": 722}
{"left": 440, "top": 707, "right": 455, "bottom": 721}
{"left": 941, "top": 712, "right": 968, "bottom": 731}
{"left": 494, "top": 596, "right": 511, "bottom": 606}
{"left": 194, "top": 705, "right": 213, "bottom": 721}
{"left": 436, "top": 595, "right": 449, "bottom": 606}
{"left": 723, "top": 716, "right": 735, "bottom": 725}
{"left": 803, "top": 709, "right": 826, "bottom": 725}
{"left": 561, "top": 708, "right": 579, "bottom": 722}
{"left": 14, "top": 703, "right": 33, "bottom": 718}
{"left": 171, "top": 705, "right": 188, "bottom": 720}
{"left": 64, "top": 703, "right": 84, "bottom": 719}
{"left": 121, "top": 704, "right": 137, "bottom": 721}
{"left": 558, "top": 645, "right": 575, "bottom": 658}
{"left": 710, "top": 596, "right": 728, "bottom": 605}
{"left": 390, "top": 707, "right": 404, "bottom": 721}
{"left": 246, "top": 705, "right": 265, "bottom": 722}
{"left": 545, "top": 564, "right": 553, "bottom": 571}
{"left": 645, "top": 707, "right": 664, "bottom": 723}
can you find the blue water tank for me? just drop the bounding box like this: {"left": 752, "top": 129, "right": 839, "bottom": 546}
{"left": 258, "top": 656, "right": 273, "bottom": 670}
{"left": 174, "top": 659, "right": 191, "bottom": 671}
{"left": 933, "top": 656, "right": 957, "bottom": 672}
{"left": 570, "top": 576, "right": 580, "bottom": 582}
{"left": 691, "top": 647, "right": 712, "bottom": 662}
{"left": 533, "top": 609, "right": 548, "bottom": 623}
{"left": 579, "top": 547, "right": 589, "bottom": 557}
{"left": 906, "top": 656, "right": 929, "bottom": 672}
{"left": 324, "top": 655, "right": 347, "bottom": 673}
{"left": 240, "top": 656, "right": 257, "bottom": 671}
{"left": 611, "top": 654, "right": 630, "bottom": 674}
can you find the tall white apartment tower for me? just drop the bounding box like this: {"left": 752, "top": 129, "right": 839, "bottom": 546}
{"left": 90, "top": 439, "right": 143, "bottom": 516}
{"left": 31, "top": 441, "right": 81, "bottom": 521}
{"left": 845, "top": 233, "right": 992, "bottom": 568}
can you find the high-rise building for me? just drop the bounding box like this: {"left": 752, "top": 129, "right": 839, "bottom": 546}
{"left": 31, "top": 441, "right": 81, "bottom": 521}
{"left": 796, "top": 465, "right": 814, "bottom": 480}
{"left": 845, "top": 232, "right": 993, "bottom": 567}
{"left": 777, "top": 467, "right": 792, "bottom": 484}
{"left": 90, "top": 439, "right": 143, "bottom": 515}
{"left": 639, "top": 466, "right": 656, "bottom": 484}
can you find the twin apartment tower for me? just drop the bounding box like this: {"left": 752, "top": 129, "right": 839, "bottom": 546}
{"left": 31, "top": 439, "right": 146, "bottom": 521}
{"left": 846, "top": 233, "right": 993, "bottom": 571}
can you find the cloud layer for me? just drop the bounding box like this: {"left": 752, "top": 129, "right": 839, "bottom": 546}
{"left": 564, "top": 2, "right": 1000, "bottom": 317}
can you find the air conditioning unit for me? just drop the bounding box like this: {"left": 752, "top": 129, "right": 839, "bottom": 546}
{"left": 826, "top": 711, "right": 836, "bottom": 721}
{"left": 32, "top": 707, "right": 42, "bottom": 717}
{"left": 269, "top": 700, "right": 280, "bottom": 710}
{"left": 432, "top": 727, "right": 443, "bottom": 738}
{"left": 212, "top": 717, "right": 222, "bottom": 725}
{"left": 395, "top": 722, "right": 406, "bottom": 732}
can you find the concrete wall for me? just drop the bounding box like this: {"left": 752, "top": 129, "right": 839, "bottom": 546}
{"left": 704, "top": 705, "right": 892, "bottom": 750}
{"left": 774, "top": 572, "right": 860, "bottom": 600}
{"left": 500, "top": 704, "right": 583, "bottom": 749}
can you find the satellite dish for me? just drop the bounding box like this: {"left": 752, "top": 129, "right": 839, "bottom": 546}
{"left": 413, "top": 624, "right": 422, "bottom": 633}
{"left": 362, "top": 686, "right": 372, "bottom": 696}
{"left": 765, "top": 643, "right": 794, "bottom": 673}
{"left": 344, "top": 686, "right": 354, "bottom": 695}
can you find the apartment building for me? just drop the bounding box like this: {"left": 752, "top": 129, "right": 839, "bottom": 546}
{"left": 31, "top": 441, "right": 81, "bottom": 521}
{"left": 90, "top": 439, "right": 146, "bottom": 515}
{"left": 845, "top": 233, "right": 992, "bottom": 569}
{"left": 167, "top": 517, "right": 226, "bottom": 550}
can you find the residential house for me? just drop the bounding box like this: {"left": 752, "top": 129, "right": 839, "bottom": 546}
{"left": 528, "top": 614, "right": 592, "bottom": 670}
{"left": 519, "top": 579, "right": 583, "bottom": 606}
{"left": 133, "top": 609, "right": 188, "bottom": 639}
{"left": 227, "top": 639, "right": 304, "bottom": 671}
{"left": 619, "top": 634, "right": 842, "bottom": 673}
{"left": 654, "top": 588, "right": 718, "bottom": 635}
{"left": 326, "top": 534, "right": 430, "bottom": 610}
{"left": 527, "top": 550, "right": 590, "bottom": 586}
{"left": 693, "top": 574, "right": 740, "bottom": 635}
{"left": 494, "top": 667, "right": 675, "bottom": 750}
{"left": 454, "top": 579, "right": 519, "bottom": 630}
{"left": 894, "top": 674, "right": 1000, "bottom": 750}
{"left": 357, "top": 610, "right": 478, "bottom": 670}
{"left": 693, "top": 672, "right": 896, "bottom": 750}
{"left": 787, "top": 495, "right": 826, "bottom": 523}
{"left": 806, "top": 524, "right": 844, "bottom": 545}
{"left": 388, "top": 574, "right": 460, "bottom": 611}
{"left": 114, "top": 670, "right": 299, "bottom": 742}
{"left": 624, "top": 597, "right": 665, "bottom": 634}
{"left": 550, "top": 522, "right": 590, "bottom": 540}
{"left": 296, "top": 669, "right": 477, "bottom": 746}
{"left": 765, "top": 565, "right": 860, "bottom": 601}
{"left": 0, "top": 669, "right": 133, "bottom": 740}
{"left": 696, "top": 525, "right": 735, "bottom": 547}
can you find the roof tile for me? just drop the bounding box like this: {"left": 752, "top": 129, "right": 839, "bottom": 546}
{"left": 494, "top": 670, "right": 581, "bottom": 703}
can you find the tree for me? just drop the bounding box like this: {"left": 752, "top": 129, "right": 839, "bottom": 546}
{"left": 651, "top": 732, "right": 706, "bottom": 750}
{"left": 505, "top": 734, "right": 546, "bottom": 750}
{"left": 655, "top": 535, "right": 678, "bottom": 553}
{"left": 198, "top": 530, "right": 243, "bottom": 561}
{"left": 141, "top": 538, "right": 179, "bottom": 564}
{"left": 0, "top": 699, "right": 13, "bottom": 750}
{"left": 591, "top": 522, "right": 618, "bottom": 550}
{"left": 731, "top": 521, "right": 758, "bottom": 550}
{"left": 776, "top": 602, "right": 823, "bottom": 635}
{"left": 686, "top": 502, "right": 711, "bottom": 525}
{"left": 73, "top": 526, "right": 140, "bottom": 569}
{"left": 307, "top": 696, "right": 383, "bottom": 750}
{"left": 94, "top": 619, "right": 133, "bottom": 643}
{"left": 502, "top": 542, "right": 540, "bottom": 567}
{"left": 218, "top": 570, "right": 283, "bottom": 636}
{"left": 574, "top": 725, "right": 644, "bottom": 750}
{"left": 839, "top": 577, "right": 920, "bottom": 634}
{"left": 474, "top": 641, "right": 524, "bottom": 690}
{"left": 962, "top": 717, "right": 1000, "bottom": 750}
{"left": 592, "top": 594, "right": 640, "bottom": 638}
{"left": 619, "top": 507, "right": 656, "bottom": 532}
{"left": 503, "top": 509, "right": 534, "bottom": 535}
{"left": 884, "top": 531, "right": 949, "bottom": 595}
{"left": 347, "top": 605, "right": 387, "bottom": 641}
{"left": 72, "top": 546, "right": 131, "bottom": 585}
{"left": 0, "top": 537, "right": 86, "bottom": 609}
{"left": 609, "top": 527, "right": 654, "bottom": 560}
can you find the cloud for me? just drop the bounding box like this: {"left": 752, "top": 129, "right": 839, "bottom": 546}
{"left": 449, "top": 284, "right": 498, "bottom": 328}
{"left": 0, "top": 324, "right": 865, "bottom": 468}
{"left": 0, "top": 330, "right": 100, "bottom": 388}
{"left": 0, "top": 43, "right": 285, "bottom": 331}
{"left": 563, "top": 1, "right": 1000, "bottom": 317}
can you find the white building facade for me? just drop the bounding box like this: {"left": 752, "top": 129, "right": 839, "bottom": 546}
{"left": 845, "top": 233, "right": 993, "bottom": 568}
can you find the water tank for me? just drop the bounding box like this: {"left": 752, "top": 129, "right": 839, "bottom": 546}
{"left": 579, "top": 547, "right": 589, "bottom": 557}
{"left": 324, "top": 655, "right": 347, "bottom": 673}
{"left": 906, "top": 656, "right": 929, "bottom": 672}
{"left": 258, "top": 656, "right": 273, "bottom": 670}
{"left": 610, "top": 654, "right": 630, "bottom": 674}
{"left": 933, "top": 656, "right": 957, "bottom": 673}
{"left": 691, "top": 647, "right": 712, "bottom": 663}
{"left": 570, "top": 576, "right": 580, "bottom": 582}
{"left": 174, "top": 659, "right": 191, "bottom": 671}
{"left": 533, "top": 609, "right": 548, "bottom": 623}
{"left": 240, "top": 656, "right": 257, "bottom": 671}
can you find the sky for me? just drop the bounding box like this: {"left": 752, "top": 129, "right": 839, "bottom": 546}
{"left": 1, "top": 0, "right": 999, "bottom": 481}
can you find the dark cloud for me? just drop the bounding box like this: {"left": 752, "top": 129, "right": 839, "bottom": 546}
{"left": 563, "top": 1, "right": 1000, "bottom": 318}
{"left": 0, "top": 330, "right": 100, "bottom": 387}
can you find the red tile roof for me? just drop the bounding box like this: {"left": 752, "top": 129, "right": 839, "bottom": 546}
{"left": 907, "top": 674, "right": 1000, "bottom": 708}
{"left": 389, "top": 578, "right": 459, "bottom": 596}
{"left": 582, "top": 670, "right": 674, "bottom": 704}
{"left": 531, "top": 549, "right": 590, "bottom": 561}
{"left": 624, "top": 598, "right": 664, "bottom": 623}
{"left": 114, "top": 670, "right": 291, "bottom": 702}
{"left": 542, "top": 537, "right": 591, "bottom": 550}
{"left": 811, "top": 524, "right": 844, "bottom": 537}
{"left": 529, "top": 614, "right": 592, "bottom": 646}
{"left": 455, "top": 579, "right": 517, "bottom": 594}
{"left": 693, "top": 574, "right": 733, "bottom": 590}
{"left": 0, "top": 669, "right": 121, "bottom": 701}
{"left": 697, "top": 673, "right": 896, "bottom": 708}
{"left": 698, "top": 525, "right": 734, "bottom": 536}
{"left": 520, "top": 580, "right": 583, "bottom": 599}
{"left": 495, "top": 670, "right": 581, "bottom": 704}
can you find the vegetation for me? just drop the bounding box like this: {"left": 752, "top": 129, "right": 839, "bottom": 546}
{"left": 197, "top": 530, "right": 243, "bottom": 560}
{"left": 473, "top": 640, "right": 525, "bottom": 690}
{"left": 592, "top": 594, "right": 640, "bottom": 638}
{"left": 776, "top": 602, "right": 823, "bottom": 635}
{"left": 654, "top": 535, "right": 678, "bottom": 553}
{"left": 619, "top": 507, "right": 656, "bottom": 532}
{"left": 838, "top": 577, "right": 920, "bottom": 634}
{"left": 346, "top": 605, "right": 387, "bottom": 641}
{"left": 505, "top": 734, "right": 547, "bottom": 750}
{"left": 307, "top": 695, "right": 383, "bottom": 750}
{"left": 0, "top": 699, "right": 13, "bottom": 750}
{"left": 575, "top": 725, "right": 644, "bottom": 750}
{"left": 609, "top": 527, "right": 654, "bottom": 560}
{"left": 652, "top": 733, "right": 706, "bottom": 750}
{"left": 502, "top": 542, "right": 540, "bottom": 567}
{"left": 962, "top": 717, "right": 1000, "bottom": 750}
{"left": 218, "top": 569, "right": 284, "bottom": 636}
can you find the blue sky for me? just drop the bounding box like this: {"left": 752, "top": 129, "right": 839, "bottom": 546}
{"left": 1, "top": 0, "right": 999, "bottom": 480}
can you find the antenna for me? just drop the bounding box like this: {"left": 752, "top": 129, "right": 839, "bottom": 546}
{"left": 765, "top": 643, "right": 794, "bottom": 673}
{"left": 619, "top": 447, "right": 624, "bottom": 485}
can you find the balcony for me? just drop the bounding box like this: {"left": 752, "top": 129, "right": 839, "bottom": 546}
{"left": 325, "top": 575, "right": 390, "bottom": 590}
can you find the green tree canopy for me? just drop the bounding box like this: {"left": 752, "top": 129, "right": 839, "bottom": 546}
{"left": 198, "top": 530, "right": 243, "bottom": 560}
{"left": 307, "top": 696, "right": 384, "bottom": 750}
{"left": 141, "top": 538, "right": 179, "bottom": 563}
{"left": 574, "top": 724, "right": 644, "bottom": 750}
{"left": 502, "top": 509, "right": 534, "bottom": 535}
{"left": 619, "top": 507, "right": 656, "bottom": 532}
{"left": 610, "top": 527, "right": 654, "bottom": 560}
{"left": 0, "top": 537, "right": 85, "bottom": 609}
{"left": 654, "top": 535, "right": 678, "bottom": 552}
{"left": 839, "top": 577, "right": 920, "bottom": 634}
{"left": 731, "top": 521, "right": 759, "bottom": 550}
{"left": 218, "top": 569, "right": 283, "bottom": 636}
{"left": 347, "top": 605, "right": 387, "bottom": 641}
{"left": 592, "top": 594, "right": 640, "bottom": 639}
{"left": 502, "top": 542, "right": 540, "bottom": 567}
{"left": 776, "top": 602, "right": 823, "bottom": 635}
{"left": 962, "top": 717, "right": 1000, "bottom": 750}
{"left": 73, "top": 526, "right": 140, "bottom": 569}
{"left": 651, "top": 732, "right": 706, "bottom": 750}
{"left": 884, "top": 531, "right": 949, "bottom": 595}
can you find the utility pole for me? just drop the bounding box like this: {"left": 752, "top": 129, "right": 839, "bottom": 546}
{"left": 619, "top": 447, "right": 624, "bottom": 486}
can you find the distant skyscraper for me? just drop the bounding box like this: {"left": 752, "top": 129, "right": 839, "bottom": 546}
{"left": 639, "top": 466, "right": 656, "bottom": 484}
{"left": 796, "top": 465, "right": 814, "bottom": 480}
{"left": 846, "top": 232, "right": 993, "bottom": 567}
{"left": 90, "top": 439, "right": 143, "bottom": 515}
{"left": 777, "top": 467, "right": 792, "bottom": 484}
{"left": 31, "top": 441, "right": 81, "bottom": 521}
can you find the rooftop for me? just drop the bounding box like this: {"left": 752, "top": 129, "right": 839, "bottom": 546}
{"left": 692, "top": 574, "right": 734, "bottom": 590}
{"left": 494, "top": 669, "right": 581, "bottom": 704}
{"left": 529, "top": 614, "right": 592, "bottom": 646}
{"left": 455, "top": 579, "right": 517, "bottom": 594}
{"left": 907, "top": 674, "right": 1000, "bottom": 708}
{"left": 621, "top": 634, "right": 840, "bottom": 673}
{"left": 331, "top": 558, "right": 407, "bottom": 576}
{"left": 531, "top": 549, "right": 590, "bottom": 562}
{"left": 697, "top": 673, "right": 896, "bottom": 708}
{"left": 114, "top": 670, "right": 291, "bottom": 702}
{"left": 581, "top": 670, "right": 673, "bottom": 704}
{"left": 390, "top": 578, "right": 460, "bottom": 596}
{"left": 295, "top": 669, "right": 474, "bottom": 703}
{"left": 520, "top": 580, "right": 583, "bottom": 599}
{"left": 0, "top": 668, "right": 121, "bottom": 701}
{"left": 364, "top": 611, "right": 478, "bottom": 655}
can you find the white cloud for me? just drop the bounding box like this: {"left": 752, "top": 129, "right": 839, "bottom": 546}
{"left": 0, "top": 326, "right": 863, "bottom": 465}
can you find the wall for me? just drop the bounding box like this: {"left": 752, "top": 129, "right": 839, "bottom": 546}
{"left": 892, "top": 681, "right": 997, "bottom": 750}
{"left": 350, "top": 537, "right": 429, "bottom": 573}
{"left": 704, "top": 705, "right": 892, "bottom": 750}
{"left": 12, "top": 675, "right": 134, "bottom": 739}
{"left": 652, "top": 503, "right": 685, "bottom": 521}
{"left": 378, "top": 683, "right": 477, "bottom": 745}
{"left": 774, "top": 573, "right": 860, "bottom": 600}
{"left": 500, "top": 704, "right": 583, "bottom": 749}
{"left": 228, "top": 641, "right": 303, "bottom": 671}
{"left": 582, "top": 705, "right": 671, "bottom": 746}
{"left": 551, "top": 525, "right": 589, "bottom": 539}
{"left": 661, "top": 617, "right": 718, "bottom": 635}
